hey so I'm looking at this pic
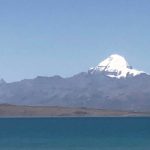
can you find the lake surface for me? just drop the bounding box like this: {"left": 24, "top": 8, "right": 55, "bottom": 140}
{"left": 0, "top": 117, "right": 150, "bottom": 150}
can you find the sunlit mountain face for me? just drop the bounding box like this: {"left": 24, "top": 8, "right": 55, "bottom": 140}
{"left": 0, "top": 54, "right": 149, "bottom": 112}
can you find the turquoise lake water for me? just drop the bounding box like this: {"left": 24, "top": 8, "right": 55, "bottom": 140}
{"left": 0, "top": 117, "right": 150, "bottom": 150}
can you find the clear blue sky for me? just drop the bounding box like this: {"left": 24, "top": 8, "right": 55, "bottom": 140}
{"left": 0, "top": 0, "right": 150, "bottom": 82}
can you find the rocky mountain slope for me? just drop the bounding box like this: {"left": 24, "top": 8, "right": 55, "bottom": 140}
{"left": 0, "top": 54, "right": 149, "bottom": 112}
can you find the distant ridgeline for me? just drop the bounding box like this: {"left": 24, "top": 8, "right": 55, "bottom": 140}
{"left": 0, "top": 54, "right": 149, "bottom": 112}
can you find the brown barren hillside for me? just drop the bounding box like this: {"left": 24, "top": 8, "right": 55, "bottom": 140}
{"left": 0, "top": 104, "right": 150, "bottom": 117}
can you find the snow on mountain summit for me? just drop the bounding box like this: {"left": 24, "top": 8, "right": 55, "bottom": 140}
{"left": 89, "top": 54, "right": 144, "bottom": 78}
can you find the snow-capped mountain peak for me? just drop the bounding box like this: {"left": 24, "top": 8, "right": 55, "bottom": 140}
{"left": 89, "top": 54, "right": 145, "bottom": 78}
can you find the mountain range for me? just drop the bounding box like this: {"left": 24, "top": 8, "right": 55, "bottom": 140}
{"left": 0, "top": 54, "right": 150, "bottom": 112}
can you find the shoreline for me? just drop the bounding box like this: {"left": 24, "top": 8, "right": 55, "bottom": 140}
{"left": 0, "top": 104, "right": 150, "bottom": 117}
